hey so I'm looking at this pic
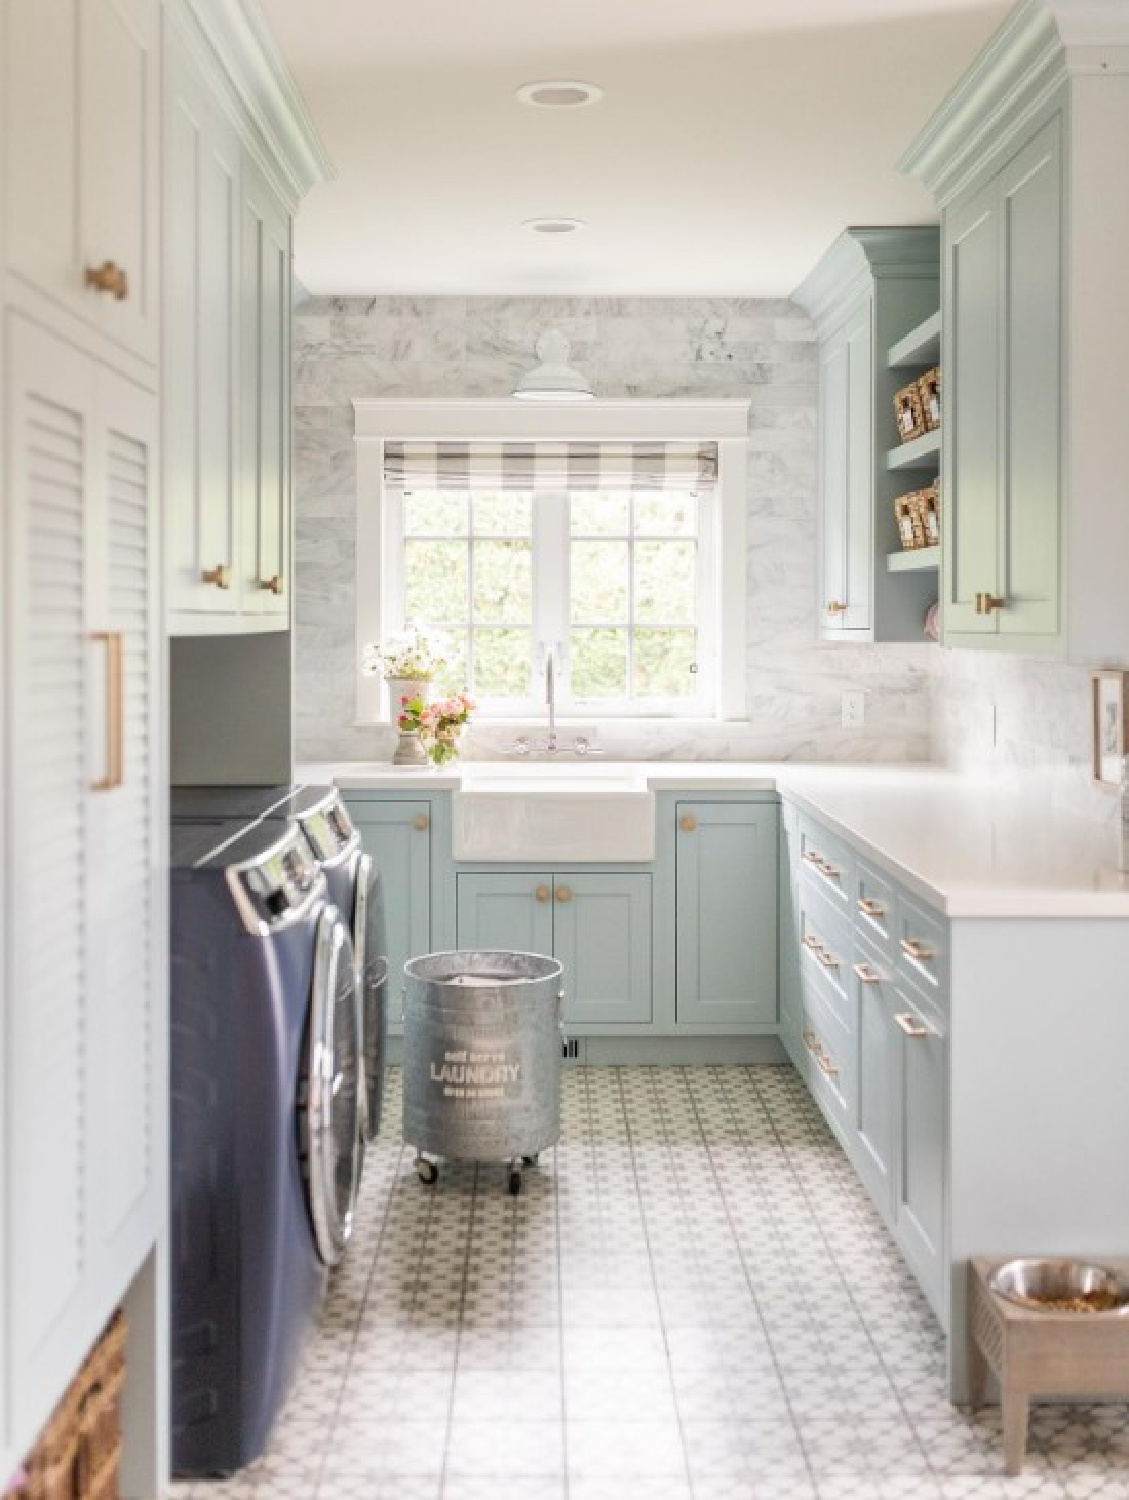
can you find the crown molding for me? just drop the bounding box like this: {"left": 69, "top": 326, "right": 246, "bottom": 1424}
{"left": 351, "top": 397, "right": 752, "bottom": 442}
{"left": 792, "top": 227, "right": 939, "bottom": 335}
{"left": 901, "top": 0, "right": 1129, "bottom": 204}
{"left": 171, "top": 0, "right": 334, "bottom": 203}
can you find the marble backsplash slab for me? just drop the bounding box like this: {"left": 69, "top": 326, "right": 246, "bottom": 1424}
{"left": 292, "top": 293, "right": 934, "bottom": 767}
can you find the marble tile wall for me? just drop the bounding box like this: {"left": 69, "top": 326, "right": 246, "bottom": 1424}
{"left": 928, "top": 650, "right": 1125, "bottom": 827}
{"left": 293, "top": 295, "right": 932, "bottom": 764}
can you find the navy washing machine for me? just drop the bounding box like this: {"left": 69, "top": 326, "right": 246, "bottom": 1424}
{"left": 172, "top": 784, "right": 389, "bottom": 1141}
{"left": 169, "top": 818, "right": 363, "bottom": 1476}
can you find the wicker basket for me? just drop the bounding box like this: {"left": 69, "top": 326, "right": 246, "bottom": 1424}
{"left": 20, "top": 1313, "right": 126, "bottom": 1500}
{"left": 919, "top": 481, "right": 941, "bottom": 546}
{"left": 894, "top": 491, "right": 926, "bottom": 550}
{"left": 919, "top": 366, "right": 942, "bottom": 431}
{"left": 893, "top": 380, "right": 926, "bottom": 443}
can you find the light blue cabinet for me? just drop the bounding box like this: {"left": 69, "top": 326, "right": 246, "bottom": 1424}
{"left": 456, "top": 871, "right": 653, "bottom": 1027}
{"left": 675, "top": 801, "right": 778, "bottom": 1026}
{"left": 350, "top": 800, "right": 432, "bottom": 1008}
{"left": 894, "top": 984, "right": 946, "bottom": 1312}
{"left": 456, "top": 872, "right": 554, "bottom": 955}
{"left": 853, "top": 943, "right": 897, "bottom": 1210}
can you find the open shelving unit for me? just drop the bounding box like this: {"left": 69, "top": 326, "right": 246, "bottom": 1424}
{"left": 887, "top": 428, "right": 940, "bottom": 471}
{"left": 887, "top": 309, "right": 941, "bottom": 370}
{"left": 886, "top": 545, "right": 939, "bottom": 573}
{"left": 885, "top": 308, "right": 942, "bottom": 591}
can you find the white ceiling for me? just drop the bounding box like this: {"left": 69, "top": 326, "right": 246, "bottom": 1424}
{"left": 257, "top": 0, "right": 1011, "bottom": 298}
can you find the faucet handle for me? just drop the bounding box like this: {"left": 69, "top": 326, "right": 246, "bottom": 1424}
{"left": 573, "top": 736, "right": 604, "bottom": 756}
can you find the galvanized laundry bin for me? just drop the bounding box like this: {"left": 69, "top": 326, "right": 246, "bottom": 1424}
{"left": 403, "top": 950, "right": 564, "bottom": 1194}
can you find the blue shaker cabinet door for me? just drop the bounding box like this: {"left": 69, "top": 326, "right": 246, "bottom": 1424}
{"left": 456, "top": 872, "right": 555, "bottom": 958}
{"left": 894, "top": 988, "right": 946, "bottom": 1318}
{"left": 675, "top": 802, "right": 779, "bottom": 1026}
{"left": 351, "top": 801, "right": 432, "bottom": 1012}
{"left": 553, "top": 874, "right": 653, "bottom": 1027}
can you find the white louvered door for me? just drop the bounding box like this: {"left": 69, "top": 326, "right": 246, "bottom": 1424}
{"left": 4, "top": 313, "right": 160, "bottom": 1450}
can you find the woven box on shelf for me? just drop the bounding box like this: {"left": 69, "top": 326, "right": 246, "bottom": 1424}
{"left": 20, "top": 1312, "right": 126, "bottom": 1500}
{"left": 919, "top": 366, "right": 942, "bottom": 431}
{"left": 894, "top": 490, "right": 926, "bottom": 550}
{"left": 893, "top": 380, "right": 926, "bottom": 442}
{"left": 919, "top": 481, "right": 941, "bottom": 546}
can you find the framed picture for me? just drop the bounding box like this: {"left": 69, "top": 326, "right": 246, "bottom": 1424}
{"left": 1091, "top": 669, "right": 1129, "bottom": 788}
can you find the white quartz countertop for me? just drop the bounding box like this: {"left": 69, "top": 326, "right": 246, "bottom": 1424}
{"left": 297, "top": 760, "right": 1129, "bottom": 919}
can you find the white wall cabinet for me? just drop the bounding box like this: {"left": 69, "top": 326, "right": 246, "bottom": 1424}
{"left": 903, "top": 1, "right": 1129, "bottom": 658}
{"left": 162, "top": 8, "right": 300, "bottom": 635}
{"left": 4, "top": 0, "right": 159, "bottom": 369}
{"left": 3, "top": 311, "right": 163, "bottom": 1468}
{"left": 795, "top": 229, "right": 940, "bottom": 644}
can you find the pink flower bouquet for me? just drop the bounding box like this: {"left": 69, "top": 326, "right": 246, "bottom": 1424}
{"left": 398, "top": 691, "right": 476, "bottom": 766}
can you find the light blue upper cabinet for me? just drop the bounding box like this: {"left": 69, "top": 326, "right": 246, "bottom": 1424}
{"left": 795, "top": 228, "right": 941, "bottom": 645}
{"left": 902, "top": 1, "right": 1129, "bottom": 659}
{"left": 675, "top": 802, "right": 778, "bottom": 1026}
{"left": 350, "top": 801, "right": 432, "bottom": 1006}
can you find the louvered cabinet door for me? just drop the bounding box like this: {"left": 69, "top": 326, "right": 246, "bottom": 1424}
{"left": 4, "top": 315, "right": 96, "bottom": 1440}
{"left": 85, "top": 366, "right": 161, "bottom": 1293}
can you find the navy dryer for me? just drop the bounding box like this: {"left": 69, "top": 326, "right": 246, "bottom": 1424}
{"left": 169, "top": 818, "right": 363, "bottom": 1475}
{"left": 172, "top": 784, "right": 389, "bottom": 1139}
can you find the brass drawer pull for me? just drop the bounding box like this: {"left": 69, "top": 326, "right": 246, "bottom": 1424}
{"left": 90, "top": 632, "right": 124, "bottom": 791}
{"left": 826, "top": 600, "right": 848, "bottom": 616}
{"left": 802, "top": 933, "right": 822, "bottom": 951}
{"left": 261, "top": 574, "right": 284, "bottom": 595}
{"left": 804, "top": 849, "right": 841, "bottom": 882}
{"left": 412, "top": 814, "right": 429, "bottom": 831}
{"left": 853, "top": 961, "right": 881, "bottom": 985}
{"left": 85, "top": 260, "right": 129, "bottom": 300}
{"left": 857, "top": 897, "right": 885, "bottom": 919}
{"left": 535, "top": 884, "right": 551, "bottom": 904}
{"left": 202, "top": 563, "right": 231, "bottom": 589}
{"left": 975, "top": 592, "right": 1007, "bottom": 615}
{"left": 555, "top": 885, "right": 573, "bottom": 904}
{"left": 802, "top": 1027, "right": 840, "bottom": 1078}
{"left": 815, "top": 947, "right": 840, "bottom": 971}
{"left": 895, "top": 1011, "right": 931, "bottom": 1039}
{"left": 680, "top": 815, "right": 697, "bottom": 833}
{"left": 900, "top": 938, "right": 934, "bottom": 964}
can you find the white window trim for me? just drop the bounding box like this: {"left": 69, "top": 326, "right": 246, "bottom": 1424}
{"left": 353, "top": 398, "right": 750, "bottom": 725}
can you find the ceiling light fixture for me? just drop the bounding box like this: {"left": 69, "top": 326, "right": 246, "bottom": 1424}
{"left": 512, "top": 330, "right": 594, "bottom": 403}
{"left": 515, "top": 80, "right": 603, "bottom": 109}
{"left": 523, "top": 217, "right": 586, "bottom": 235}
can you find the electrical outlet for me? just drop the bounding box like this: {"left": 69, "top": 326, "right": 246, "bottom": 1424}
{"left": 841, "top": 690, "right": 866, "bottom": 728}
{"left": 562, "top": 1037, "right": 581, "bottom": 1061}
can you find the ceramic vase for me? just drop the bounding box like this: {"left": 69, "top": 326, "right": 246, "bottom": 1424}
{"left": 389, "top": 677, "right": 430, "bottom": 767}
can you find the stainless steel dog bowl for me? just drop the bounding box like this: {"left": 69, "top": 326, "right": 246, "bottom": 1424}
{"left": 988, "top": 1258, "right": 1129, "bottom": 1314}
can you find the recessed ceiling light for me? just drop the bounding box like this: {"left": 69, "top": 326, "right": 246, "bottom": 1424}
{"left": 523, "top": 218, "right": 587, "bottom": 235}
{"left": 515, "top": 80, "right": 603, "bottom": 109}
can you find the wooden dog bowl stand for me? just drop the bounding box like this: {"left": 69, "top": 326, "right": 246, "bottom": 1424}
{"left": 969, "top": 1256, "right": 1129, "bottom": 1475}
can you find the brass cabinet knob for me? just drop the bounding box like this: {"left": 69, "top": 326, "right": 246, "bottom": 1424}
{"left": 680, "top": 815, "right": 697, "bottom": 833}
{"left": 826, "top": 600, "right": 848, "bottom": 616}
{"left": 412, "top": 814, "right": 429, "bottom": 831}
{"left": 535, "top": 884, "right": 551, "bottom": 904}
{"left": 85, "top": 260, "right": 129, "bottom": 300}
{"left": 975, "top": 592, "right": 1006, "bottom": 615}
{"left": 261, "top": 574, "right": 284, "bottom": 595}
{"left": 555, "top": 885, "right": 572, "bottom": 904}
{"left": 202, "top": 564, "right": 230, "bottom": 589}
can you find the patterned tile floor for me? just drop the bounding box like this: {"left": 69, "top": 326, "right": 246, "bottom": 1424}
{"left": 170, "top": 1067, "right": 1129, "bottom": 1500}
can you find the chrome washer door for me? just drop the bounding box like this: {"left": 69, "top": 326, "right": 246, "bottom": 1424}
{"left": 305, "top": 909, "right": 363, "bottom": 1265}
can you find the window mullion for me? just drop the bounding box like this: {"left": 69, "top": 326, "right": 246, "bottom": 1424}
{"left": 534, "top": 489, "right": 568, "bottom": 702}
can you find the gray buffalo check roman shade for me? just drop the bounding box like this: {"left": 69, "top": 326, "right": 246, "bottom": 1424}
{"left": 383, "top": 440, "right": 718, "bottom": 492}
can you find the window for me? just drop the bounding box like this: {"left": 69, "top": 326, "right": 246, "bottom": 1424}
{"left": 353, "top": 400, "right": 750, "bottom": 723}
{"left": 393, "top": 482, "right": 710, "bottom": 715}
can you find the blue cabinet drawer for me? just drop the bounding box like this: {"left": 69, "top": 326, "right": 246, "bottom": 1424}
{"left": 798, "top": 814, "right": 854, "bottom": 914}
{"left": 854, "top": 858, "right": 896, "bottom": 953}
{"left": 895, "top": 890, "right": 948, "bottom": 1001}
{"left": 799, "top": 981, "right": 854, "bottom": 1139}
{"left": 797, "top": 885, "right": 853, "bottom": 1033}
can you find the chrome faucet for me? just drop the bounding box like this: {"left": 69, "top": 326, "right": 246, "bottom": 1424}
{"left": 545, "top": 648, "right": 558, "bottom": 753}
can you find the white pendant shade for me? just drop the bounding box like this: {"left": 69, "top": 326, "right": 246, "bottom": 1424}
{"left": 512, "top": 330, "right": 594, "bottom": 401}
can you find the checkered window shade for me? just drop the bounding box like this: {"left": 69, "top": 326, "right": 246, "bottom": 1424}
{"left": 383, "top": 441, "right": 718, "bottom": 492}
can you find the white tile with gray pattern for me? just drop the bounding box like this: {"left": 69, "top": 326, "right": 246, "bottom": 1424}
{"left": 168, "top": 1067, "right": 1129, "bottom": 1500}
